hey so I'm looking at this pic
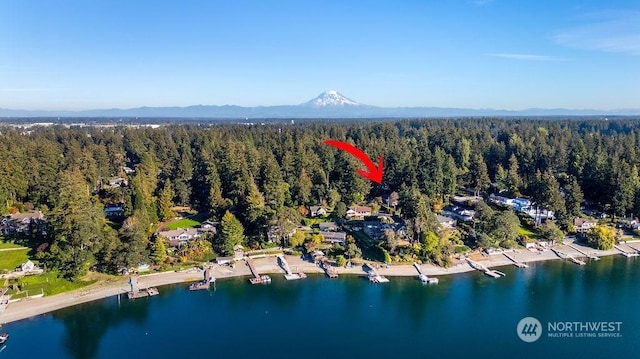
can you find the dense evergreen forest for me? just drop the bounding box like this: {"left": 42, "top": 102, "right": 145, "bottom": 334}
{"left": 1, "top": 118, "right": 640, "bottom": 279}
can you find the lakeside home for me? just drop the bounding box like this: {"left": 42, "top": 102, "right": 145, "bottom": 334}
{"left": 158, "top": 228, "right": 201, "bottom": 247}
{"left": 309, "top": 206, "right": 326, "bottom": 217}
{"left": 489, "top": 194, "right": 554, "bottom": 221}
{"left": 346, "top": 205, "right": 372, "bottom": 219}
{"left": 319, "top": 231, "right": 347, "bottom": 244}
{"left": 574, "top": 218, "right": 597, "bottom": 233}
{"left": 1, "top": 211, "right": 45, "bottom": 236}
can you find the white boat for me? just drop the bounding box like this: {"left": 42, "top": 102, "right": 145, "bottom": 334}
{"left": 419, "top": 274, "right": 439, "bottom": 284}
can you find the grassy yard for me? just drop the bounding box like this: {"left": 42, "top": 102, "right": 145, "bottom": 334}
{"left": 164, "top": 212, "right": 210, "bottom": 230}
{"left": 0, "top": 248, "right": 29, "bottom": 271}
{"left": 7, "top": 271, "right": 97, "bottom": 297}
{"left": 0, "top": 240, "right": 26, "bottom": 250}
{"left": 518, "top": 225, "right": 542, "bottom": 240}
{"left": 165, "top": 218, "right": 201, "bottom": 230}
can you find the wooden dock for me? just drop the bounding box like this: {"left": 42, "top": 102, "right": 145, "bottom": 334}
{"left": 246, "top": 258, "right": 271, "bottom": 284}
{"left": 189, "top": 268, "right": 216, "bottom": 291}
{"left": 127, "top": 276, "right": 159, "bottom": 299}
{"left": 551, "top": 248, "right": 586, "bottom": 265}
{"left": 277, "top": 255, "right": 307, "bottom": 280}
{"left": 615, "top": 245, "right": 639, "bottom": 257}
{"left": 320, "top": 260, "right": 338, "bottom": 278}
{"left": 466, "top": 259, "right": 505, "bottom": 278}
{"left": 413, "top": 263, "right": 439, "bottom": 284}
{"left": 503, "top": 253, "right": 529, "bottom": 268}
{"left": 566, "top": 243, "right": 600, "bottom": 260}
{"left": 363, "top": 264, "right": 389, "bottom": 283}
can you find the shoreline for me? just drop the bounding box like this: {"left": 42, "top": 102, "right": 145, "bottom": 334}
{"left": 1, "top": 240, "right": 635, "bottom": 325}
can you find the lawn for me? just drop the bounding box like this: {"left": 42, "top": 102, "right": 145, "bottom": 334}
{"left": 0, "top": 240, "right": 26, "bottom": 250}
{"left": 7, "top": 271, "right": 97, "bottom": 297}
{"left": 0, "top": 248, "right": 29, "bottom": 271}
{"left": 518, "top": 225, "right": 542, "bottom": 239}
{"left": 165, "top": 218, "right": 201, "bottom": 230}
{"left": 164, "top": 212, "right": 210, "bottom": 230}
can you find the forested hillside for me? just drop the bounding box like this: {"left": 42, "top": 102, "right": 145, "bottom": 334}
{"left": 1, "top": 118, "right": 639, "bottom": 278}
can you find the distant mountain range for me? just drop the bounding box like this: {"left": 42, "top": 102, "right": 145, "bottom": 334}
{"left": 1, "top": 91, "right": 638, "bottom": 118}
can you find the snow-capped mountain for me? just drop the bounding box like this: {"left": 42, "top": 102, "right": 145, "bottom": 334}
{"left": 303, "top": 90, "right": 360, "bottom": 107}
{"left": 2, "top": 90, "right": 638, "bottom": 118}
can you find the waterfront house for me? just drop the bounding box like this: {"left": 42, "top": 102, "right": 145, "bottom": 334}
{"left": 574, "top": 218, "right": 597, "bottom": 233}
{"left": 158, "top": 228, "right": 201, "bottom": 247}
{"left": 198, "top": 220, "right": 218, "bottom": 234}
{"left": 346, "top": 205, "right": 372, "bottom": 219}
{"left": 489, "top": 194, "right": 515, "bottom": 207}
{"left": 513, "top": 197, "right": 532, "bottom": 211}
{"left": 20, "top": 260, "right": 36, "bottom": 272}
{"left": 2, "top": 211, "right": 45, "bottom": 235}
{"left": 318, "top": 222, "right": 340, "bottom": 232}
{"left": 216, "top": 256, "right": 233, "bottom": 265}
{"left": 442, "top": 205, "right": 475, "bottom": 222}
{"left": 309, "top": 206, "right": 327, "bottom": 217}
{"left": 319, "top": 231, "right": 347, "bottom": 244}
{"left": 104, "top": 203, "right": 124, "bottom": 218}
{"left": 107, "top": 177, "right": 128, "bottom": 188}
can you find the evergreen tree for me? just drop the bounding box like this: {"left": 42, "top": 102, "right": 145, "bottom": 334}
{"left": 48, "top": 169, "right": 105, "bottom": 279}
{"left": 564, "top": 176, "right": 584, "bottom": 217}
{"left": 506, "top": 154, "right": 522, "bottom": 195}
{"left": 158, "top": 180, "right": 175, "bottom": 222}
{"left": 470, "top": 154, "right": 490, "bottom": 196}
{"left": 495, "top": 164, "right": 507, "bottom": 193}
{"left": 295, "top": 168, "right": 313, "bottom": 205}
{"left": 151, "top": 237, "right": 167, "bottom": 265}
{"left": 220, "top": 210, "right": 244, "bottom": 255}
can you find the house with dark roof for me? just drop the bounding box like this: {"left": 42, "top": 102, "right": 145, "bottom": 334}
{"left": 309, "top": 206, "right": 326, "bottom": 217}
{"left": 319, "top": 222, "right": 339, "bottom": 232}
{"left": 319, "top": 231, "right": 347, "bottom": 244}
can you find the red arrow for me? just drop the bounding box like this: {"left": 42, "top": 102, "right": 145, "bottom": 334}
{"left": 323, "top": 139, "right": 384, "bottom": 184}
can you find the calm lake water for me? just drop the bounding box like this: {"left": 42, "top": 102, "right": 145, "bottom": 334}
{"left": 2, "top": 256, "right": 639, "bottom": 359}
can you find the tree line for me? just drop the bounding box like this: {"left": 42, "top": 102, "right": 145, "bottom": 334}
{"left": 1, "top": 118, "right": 639, "bottom": 278}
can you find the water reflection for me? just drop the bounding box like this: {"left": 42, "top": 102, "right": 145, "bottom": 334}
{"left": 52, "top": 291, "right": 154, "bottom": 359}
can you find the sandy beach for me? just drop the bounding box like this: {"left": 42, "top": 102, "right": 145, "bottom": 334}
{"left": 0, "top": 240, "right": 630, "bottom": 325}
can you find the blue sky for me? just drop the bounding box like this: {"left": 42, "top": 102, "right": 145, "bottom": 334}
{"left": 1, "top": 0, "right": 638, "bottom": 110}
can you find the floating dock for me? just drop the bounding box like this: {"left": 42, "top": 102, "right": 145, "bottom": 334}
{"left": 566, "top": 243, "right": 600, "bottom": 260}
{"left": 413, "top": 263, "right": 439, "bottom": 284}
{"left": 466, "top": 259, "right": 505, "bottom": 278}
{"left": 277, "top": 255, "right": 307, "bottom": 280}
{"left": 320, "top": 260, "right": 338, "bottom": 278}
{"left": 127, "top": 276, "right": 159, "bottom": 299}
{"left": 189, "top": 268, "right": 216, "bottom": 291}
{"left": 363, "top": 264, "right": 389, "bottom": 283}
{"left": 246, "top": 258, "right": 271, "bottom": 284}
{"left": 503, "top": 253, "right": 529, "bottom": 268}
{"left": 615, "top": 245, "right": 639, "bottom": 257}
{"left": 551, "top": 248, "right": 586, "bottom": 265}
